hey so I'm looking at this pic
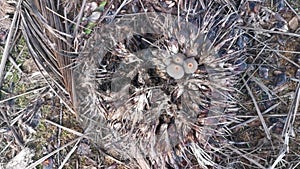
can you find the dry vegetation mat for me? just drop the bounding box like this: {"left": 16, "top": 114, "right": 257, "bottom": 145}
{"left": 0, "top": 0, "right": 299, "bottom": 168}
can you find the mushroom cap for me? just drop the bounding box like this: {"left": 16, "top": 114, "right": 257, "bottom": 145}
{"left": 172, "top": 53, "right": 185, "bottom": 64}
{"left": 162, "top": 57, "right": 171, "bottom": 66}
{"left": 183, "top": 57, "right": 198, "bottom": 74}
{"left": 166, "top": 63, "right": 185, "bottom": 79}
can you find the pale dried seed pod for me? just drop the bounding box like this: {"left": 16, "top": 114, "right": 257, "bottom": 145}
{"left": 166, "top": 63, "right": 185, "bottom": 79}
{"left": 183, "top": 57, "right": 198, "bottom": 74}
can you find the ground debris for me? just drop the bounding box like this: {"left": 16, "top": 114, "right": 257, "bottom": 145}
{"left": 4, "top": 148, "right": 34, "bottom": 169}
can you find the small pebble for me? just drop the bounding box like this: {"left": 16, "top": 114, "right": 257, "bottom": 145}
{"left": 259, "top": 67, "right": 269, "bottom": 79}
{"left": 274, "top": 72, "right": 287, "bottom": 87}
{"left": 289, "top": 16, "right": 299, "bottom": 31}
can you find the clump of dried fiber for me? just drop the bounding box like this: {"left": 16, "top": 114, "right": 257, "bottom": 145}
{"left": 75, "top": 5, "right": 242, "bottom": 169}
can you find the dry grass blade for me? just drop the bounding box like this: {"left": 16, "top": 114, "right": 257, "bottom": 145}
{"left": 239, "top": 43, "right": 267, "bottom": 90}
{"left": 282, "top": 83, "right": 300, "bottom": 137}
{"left": 240, "top": 26, "right": 300, "bottom": 38}
{"left": 72, "top": 0, "right": 86, "bottom": 37}
{"left": 58, "top": 139, "right": 80, "bottom": 169}
{"left": 0, "top": 86, "right": 48, "bottom": 104}
{"left": 284, "top": 0, "right": 300, "bottom": 19}
{"left": 241, "top": 30, "right": 300, "bottom": 69}
{"left": 0, "top": 0, "right": 22, "bottom": 88}
{"left": 269, "top": 141, "right": 287, "bottom": 169}
{"left": 5, "top": 46, "right": 26, "bottom": 75}
{"left": 111, "top": 0, "right": 131, "bottom": 19}
{"left": 0, "top": 109, "right": 24, "bottom": 147}
{"left": 227, "top": 146, "right": 266, "bottom": 169}
{"left": 250, "top": 75, "right": 287, "bottom": 105}
{"left": 44, "top": 119, "right": 84, "bottom": 137}
{"left": 252, "top": 48, "right": 300, "bottom": 54}
{"left": 24, "top": 137, "right": 82, "bottom": 169}
{"left": 230, "top": 102, "right": 280, "bottom": 130}
{"left": 243, "top": 78, "right": 271, "bottom": 140}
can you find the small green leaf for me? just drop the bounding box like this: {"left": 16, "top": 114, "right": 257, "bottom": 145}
{"left": 84, "top": 28, "right": 92, "bottom": 35}
{"left": 84, "top": 22, "right": 96, "bottom": 35}
{"left": 99, "top": 1, "right": 107, "bottom": 12}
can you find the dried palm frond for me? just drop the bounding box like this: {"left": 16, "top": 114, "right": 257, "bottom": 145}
{"left": 20, "top": 0, "right": 76, "bottom": 109}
